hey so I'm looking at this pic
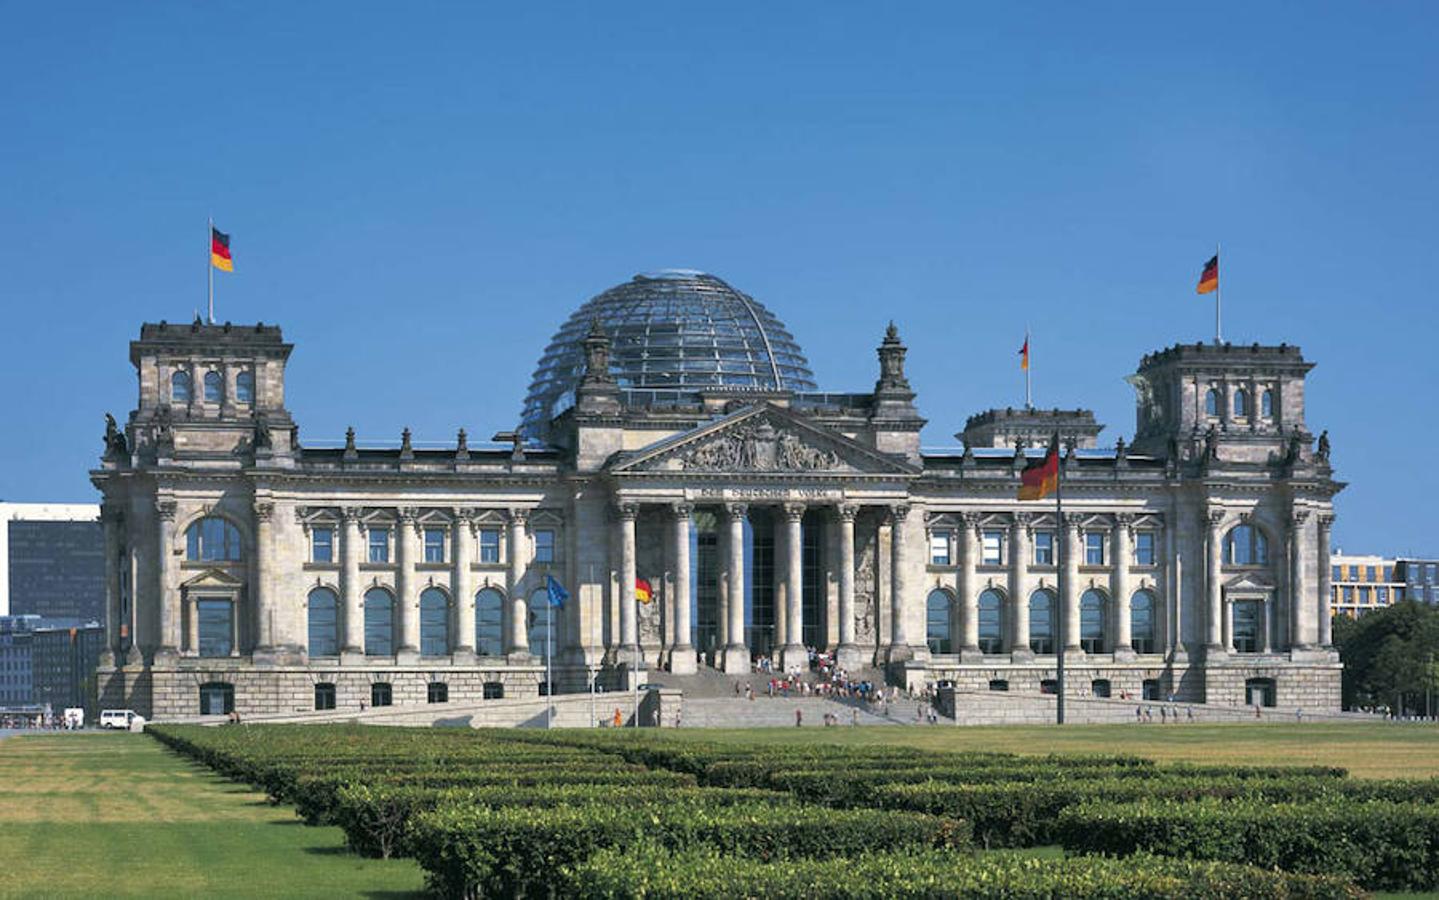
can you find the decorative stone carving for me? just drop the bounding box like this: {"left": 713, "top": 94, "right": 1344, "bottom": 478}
{"left": 675, "top": 419, "right": 842, "bottom": 472}
{"left": 837, "top": 503, "right": 858, "bottom": 523}
{"left": 156, "top": 500, "right": 177, "bottom": 522}
{"left": 253, "top": 501, "right": 274, "bottom": 522}
{"left": 670, "top": 502, "right": 693, "bottom": 521}
{"left": 103, "top": 413, "right": 128, "bottom": 457}
{"left": 1316, "top": 430, "right": 1330, "bottom": 462}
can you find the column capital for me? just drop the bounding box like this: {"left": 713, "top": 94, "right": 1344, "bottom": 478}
{"left": 340, "top": 506, "right": 363, "bottom": 523}
{"left": 453, "top": 506, "right": 476, "bottom": 525}
{"left": 1205, "top": 506, "right": 1225, "bottom": 529}
{"left": 782, "top": 502, "right": 807, "bottom": 522}
{"left": 1062, "top": 511, "right": 1084, "bottom": 531}
{"left": 1289, "top": 508, "right": 1311, "bottom": 529}
{"left": 252, "top": 500, "right": 273, "bottom": 523}
{"left": 614, "top": 502, "right": 639, "bottom": 522}
{"left": 889, "top": 502, "right": 911, "bottom": 524}
{"left": 1114, "top": 512, "right": 1136, "bottom": 528}
{"left": 1011, "top": 511, "right": 1032, "bottom": 529}
{"left": 1317, "top": 513, "right": 1335, "bottom": 531}
{"left": 836, "top": 503, "right": 858, "bottom": 523}
{"left": 507, "top": 507, "right": 530, "bottom": 526}
{"left": 397, "top": 506, "right": 419, "bottom": 524}
{"left": 724, "top": 502, "right": 748, "bottom": 521}
{"left": 670, "top": 501, "right": 693, "bottom": 521}
{"left": 156, "top": 499, "right": 178, "bottom": 522}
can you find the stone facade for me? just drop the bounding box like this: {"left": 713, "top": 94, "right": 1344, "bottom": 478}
{"left": 92, "top": 276, "right": 1345, "bottom": 719}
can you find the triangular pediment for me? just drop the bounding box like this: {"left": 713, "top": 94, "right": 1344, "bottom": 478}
{"left": 181, "top": 568, "right": 245, "bottom": 590}
{"left": 610, "top": 404, "right": 918, "bottom": 477}
{"left": 1223, "top": 572, "right": 1275, "bottom": 591}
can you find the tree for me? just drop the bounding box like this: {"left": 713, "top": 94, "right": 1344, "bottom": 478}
{"left": 1333, "top": 600, "right": 1439, "bottom": 714}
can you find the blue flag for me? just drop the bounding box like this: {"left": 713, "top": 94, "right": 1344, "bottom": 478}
{"left": 545, "top": 574, "right": 569, "bottom": 609}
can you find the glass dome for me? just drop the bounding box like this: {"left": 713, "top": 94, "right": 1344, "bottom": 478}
{"left": 520, "top": 270, "right": 818, "bottom": 438}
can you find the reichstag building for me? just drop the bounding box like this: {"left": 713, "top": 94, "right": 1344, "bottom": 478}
{"left": 93, "top": 270, "right": 1343, "bottom": 718}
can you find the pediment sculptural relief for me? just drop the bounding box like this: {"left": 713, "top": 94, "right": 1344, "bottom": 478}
{"left": 675, "top": 419, "right": 843, "bottom": 472}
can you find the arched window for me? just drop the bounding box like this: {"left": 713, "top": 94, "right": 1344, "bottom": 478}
{"left": 363, "top": 588, "right": 394, "bottom": 656}
{"left": 977, "top": 589, "right": 1004, "bottom": 654}
{"left": 1130, "top": 590, "right": 1156, "bottom": 654}
{"left": 1204, "top": 388, "right": 1219, "bottom": 417}
{"left": 198, "top": 681, "right": 233, "bottom": 715}
{"left": 185, "top": 517, "right": 243, "bottom": 562}
{"left": 420, "top": 588, "right": 450, "bottom": 656}
{"left": 307, "top": 588, "right": 339, "bottom": 657}
{"left": 1261, "top": 389, "right": 1274, "bottom": 418}
{"left": 1080, "top": 589, "right": 1107, "bottom": 653}
{"left": 236, "top": 370, "right": 255, "bottom": 404}
{"left": 1224, "top": 525, "right": 1269, "bottom": 566}
{"left": 528, "top": 587, "right": 554, "bottom": 659}
{"left": 475, "top": 587, "right": 504, "bottom": 657}
{"left": 1028, "top": 590, "right": 1055, "bottom": 654}
{"left": 204, "top": 370, "right": 223, "bottom": 403}
{"left": 925, "top": 589, "right": 953, "bottom": 654}
{"left": 1233, "top": 389, "right": 1249, "bottom": 417}
{"left": 171, "top": 370, "right": 192, "bottom": 404}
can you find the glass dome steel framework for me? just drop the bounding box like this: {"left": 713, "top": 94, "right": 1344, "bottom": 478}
{"left": 520, "top": 271, "right": 818, "bottom": 438}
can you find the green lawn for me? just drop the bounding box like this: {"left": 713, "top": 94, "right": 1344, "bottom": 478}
{"left": 0, "top": 733, "right": 424, "bottom": 899}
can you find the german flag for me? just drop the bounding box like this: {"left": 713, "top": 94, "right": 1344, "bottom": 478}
{"left": 635, "top": 578, "right": 653, "bottom": 604}
{"left": 1019, "top": 433, "right": 1060, "bottom": 501}
{"left": 211, "top": 226, "right": 234, "bottom": 272}
{"left": 1019, "top": 335, "right": 1030, "bottom": 371}
{"left": 1196, "top": 254, "right": 1218, "bottom": 294}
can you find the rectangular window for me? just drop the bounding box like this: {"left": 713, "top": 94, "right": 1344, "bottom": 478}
{"left": 1358, "top": 587, "right": 1371, "bottom": 604}
{"left": 1342, "top": 587, "right": 1354, "bottom": 603}
{"left": 1332, "top": 565, "right": 1342, "bottom": 582}
{"left": 534, "top": 529, "right": 556, "bottom": 564}
{"left": 1366, "top": 565, "right": 1377, "bottom": 582}
{"left": 1429, "top": 564, "right": 1438, "bottom": 582}
{"left": 1033, "top": 531, "right": 1054, "bottom": 566}
{"left": 197, "top": 599, "right": 233, "bottom": 658}
{"left": 1410, "top": 586, "right": 1423, "bottom": 601}
{"left": 1377, "top": 587, "right": 1389, "bottom": 603}
{"left": 981, "top": 530, "right": 1004, "bottom": 566}
{"left": 311, "top": 527, "right": 334, "bottom": 564}
{"left": 929, "top": 530, "right": 951, "bottom": 566}
{"left": 1085, "top": 532, "right": 1105, "bottom": 566}
{"left": 423, "top": 527, "right": 446, "bottom": 563}
{"left": 1134, "top": 532, "right": 1156, "bottom": 566}
{"left": 478, "top": 528, "right": 500, "bottom": 564}
{"left": 368, "top": 527, "right": 390, "bottom": 563}
{"left": 1383, "top": 565, "right": 1394, "bottom": 582}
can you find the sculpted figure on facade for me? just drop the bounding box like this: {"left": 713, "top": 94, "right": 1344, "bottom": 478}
{"left": 678, "top": 418, "right": 841, "bottom": 472}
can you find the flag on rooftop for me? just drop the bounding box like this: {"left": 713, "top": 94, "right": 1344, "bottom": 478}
{"left": 210, "top": 226, "right": 234, "bottom": 272}
{"left": 1019, "top": 335, "right": 1030, "bottom": 371}
{"left": 1018, "top": 433, "right": 1060, "bottom": 501}
{"left": 1196, "top": 254, "right": 1218, "bottom": 294}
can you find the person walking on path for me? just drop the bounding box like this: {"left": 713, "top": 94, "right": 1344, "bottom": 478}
{"left": 795, "top": 708, "right": 803, "bottom": 727}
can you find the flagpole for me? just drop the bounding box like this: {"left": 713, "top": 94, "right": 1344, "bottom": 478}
{"left": 1025, "top": 326, "right": 1032, "bottom": 409}
{"left": 1055, "top": 443, "right": 1066, "bottom": 726}
{"left": 546, "top": 605, "right": 552, "bottom": 730}
{"left": 207, "top": 216, "right": 214, "bottom": 325}
{"left": 1214, "top": 242, "right": 1221, "bottom": 346}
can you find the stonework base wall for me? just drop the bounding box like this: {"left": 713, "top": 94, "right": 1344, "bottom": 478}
{"left": 1204, "top": 662, "right": 1342, "bottom": 710}
{"left": 925, "top": 663, "right": 1197, "bottom": 702}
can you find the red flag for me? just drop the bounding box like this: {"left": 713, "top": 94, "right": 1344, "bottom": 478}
{"left": 1019, "top": 434, "right": 1060, "bottom": 501}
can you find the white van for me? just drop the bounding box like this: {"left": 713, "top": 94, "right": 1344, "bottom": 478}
{"left": 63, "top": 708, "right": 85, "bottom": 729}
{"left": 99, "top": 709, "right": 136, "bottom": 730}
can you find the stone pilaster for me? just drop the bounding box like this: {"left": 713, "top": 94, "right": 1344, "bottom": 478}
{"left": 669, "top": 503, "right": 696, "bottom": 674}
{"left": 1290, "top": 508, "right": 1313, "bottom": 650}
{"left": 453, "top": 508, "right": 476, "bottom": 660}
{"left": 779, "top": 503, "right": 808, "bottom": 671}
{"left": 154, "top": 499, "right": 178, "bottom": 661}
{"left": 721, "top": 503, "right": 749, "bottom": 673}
{"left": 1062, "top": 512, "right": 1082, "bottom": 654}
{"left": 340, "top": 507, "right": 363, "bottom": 661}
{"left": 1113, "top": 513, "right": 1135, "bottom": 659}
{"left": 1204, "top": 507, "right": 1224, "bottom": 656}
{"left": 615, "top": 503, "right": 640, "bottom": 664}
{"left": 251, "top": 499, "right": 278, "bottom": 663}
{"left": 886, "top": 504, "right": 914, "bottom": 663}
{"left": 100, "top": 504, "right": 122, "bottom": 666}
{"left": 1317, "top": 514, "right": 1334, "bottom": 648}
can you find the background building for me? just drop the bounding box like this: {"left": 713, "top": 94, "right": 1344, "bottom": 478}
{"left": 2, "top": 503, "right": 104, "bottom": 620}
{"left": 1330, "top": 554, "right": 1402, "bottom": 618}
{"left": 93, "top": 271, "right": 1345, "bottom": 719}
{"left": 1398, "top": 559, "right": 1439, "bottom": 605}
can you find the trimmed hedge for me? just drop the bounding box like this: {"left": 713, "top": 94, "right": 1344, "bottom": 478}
{"left": 408, "top": 801, "right": 968, "bottom": 898}
{"left": 560, "top": 845, "right": 1362, "bottom": 899}
{"left": 1057, "top": 797, "right": 1439, "bottom": 891}
{"left": 333, "top": 783, "right": 790, "bottom": 859}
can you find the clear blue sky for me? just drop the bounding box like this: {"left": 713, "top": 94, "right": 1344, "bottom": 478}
{"left": 2, "top": 4, "right": 1435, "bottom": 555}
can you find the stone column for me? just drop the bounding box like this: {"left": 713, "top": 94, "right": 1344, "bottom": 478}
{"left": 773, "top": 517, "right": 787, "bottom": 650}
{"left": 506, "top": 509, "right": 530, "bottom": 658}
{"left": 670, "top": 503, "right": 696, "bottom": 674}
{"left": 721, "top": 503, "right": 749, "bottom": 673}
{"left": 1061, "top": 512, "right": 1081, "bottom": 653}
{"left": 396, "top": 509, "right": 420, "bottom": 661}
{"left": 185, "top": 595, "right": 198, "bottom": 654}
{"left": 340, "top": 508, "right": 363, "bottom": 660}
{"left": 1113, "top": 514, "right": 1134, "bottom": 659}
{"left": 1290, "top": 509, "right": 1313, "bottom": 650}
{"left": 453, "top": 509, "right": 476, "bottom": 659}
{"left": 1317, "top": 514, "right": 1335, "bottom": 648}
{"left": 1204, "top": 507, "right": 1224, "bottom": 654}
{"left": 1262, "top": 595, "right": 1273, "bottom": 653}
{"left": 1010, "top": 514, "right": 1031, "bottom": 659}
{"left": 251, "top": 500, "right": 276, "bottom": 661}
{"left": 780, "top": 503, "right": 807, "bottom": 671}
{"left": 616, "top": 503, "right": 640, "bottom": 662}
{"left": 220, "top": 360, "right": 237, "bottom": 418}
{"left": 100, "top": 505, "right": 122, "bottom": 664}
{"left": 959, "top": 513, "right": 981, "bottom": 658}
{"left": 1223, "top": 598, "right": 1235, "bottom": 652}
{"left": 835, "top": 504, "right": 861, "bottom": 670}
{"left": 887, "top": 504, "right": 913, "bottom": 663}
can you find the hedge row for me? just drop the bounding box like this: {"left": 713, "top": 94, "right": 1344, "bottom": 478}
{"left": 333, "top": 783, "right": 791, "bottom": 859}
{"left": 561, "top": 845, "right": 1362, "bottom": 900}
{"left": 1057, "top": 798, "right": 1439, "bottom": 891}
{"left": 408, "top": 800, "right": 968, "bottom": 898}
{"left": 874, "top": 774, "right": 1432, "bottom": 848}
